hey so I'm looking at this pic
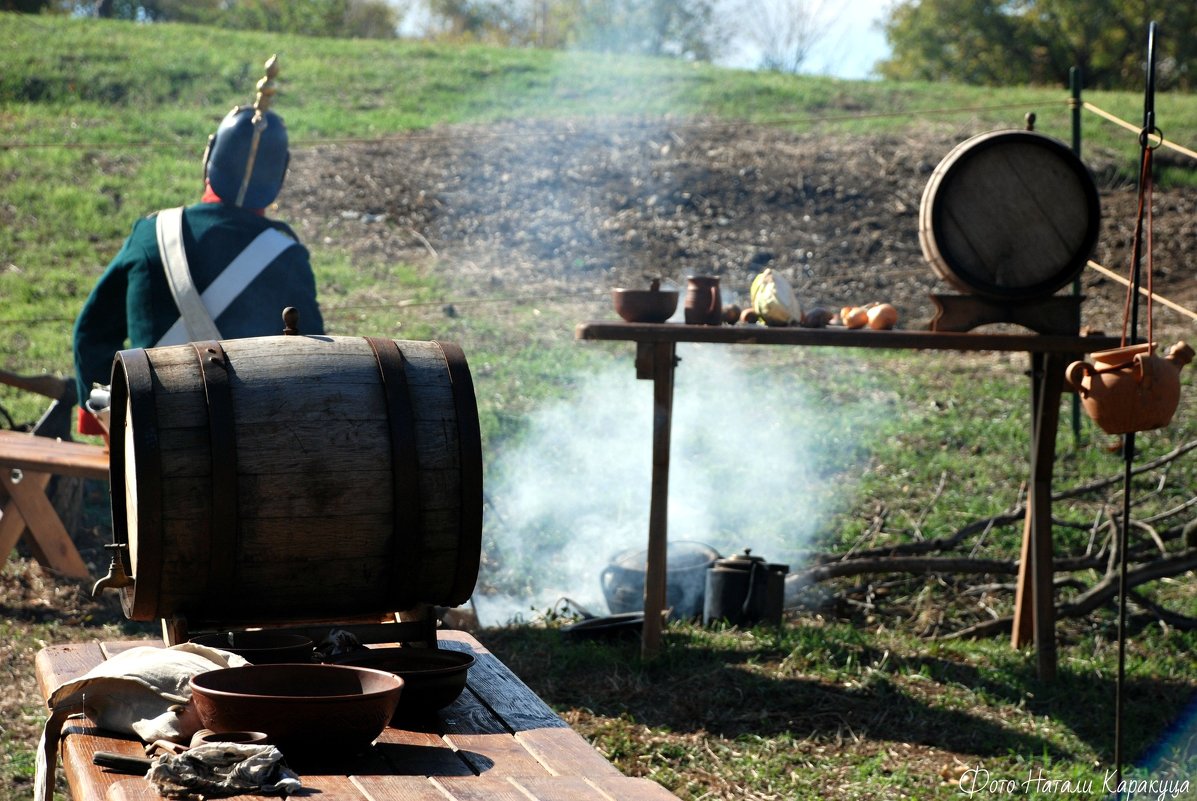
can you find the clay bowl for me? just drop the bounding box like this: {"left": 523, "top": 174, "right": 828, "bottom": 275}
{"left": 332, "top": 648, "right": 474, "bottom": 720}
{"left": 189, "top": 631, "right": 315, "bottom": 664}
{"left": 612, "top": 288, "right": 678, "bottom": 323}
{"left": 189, "top": 664, "right": 403, "bottom": 755}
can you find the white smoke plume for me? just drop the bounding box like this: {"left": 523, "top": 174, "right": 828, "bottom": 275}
{"left": 475, "top": 341, "right": 884, "bottom": 626}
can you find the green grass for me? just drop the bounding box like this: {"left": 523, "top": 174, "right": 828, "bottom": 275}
{"left": 3, "top": 11, "right": 1197, "bottom": 801}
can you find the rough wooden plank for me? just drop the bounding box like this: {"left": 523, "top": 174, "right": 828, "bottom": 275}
{"left": 34, "top": 642, "right": 106, "bottom": 698}
{"left": 105, "top": 778, "right": 169, "bottom": 800}
{"left": 438, "top": 632, "right": 570, "bottom": 733}
{"left": 61, "top": 723, "right": 147, "bottom": 801}
{"left": 288, "top": 774, "right": 370, "bottom": 799}
{"left": 441, "top": 731, "right": 549, "bottom": 778}
{"left": 433, "top": 776, "right": 532, "bottom": 801}
{"left": 374, "top": 729, "right": 475, "bottom": 778}
{"left": 588, "top": 776, "right": 682, "bottom": 800}
{"left": 516, "top": 728, "right": 624, "bottom": 778}
{"left": 574, "top": 321, "right": 1122, "bottom": 355}
{"left": 352, "top": 775, "right": 459, "bottom": 801}
{"left": 100, "top": 640, "right": 164, "bottom": 658}
{"left": 512, "top": 775, "right": 615, "bottom": 800}
{"left": 0, "top": 430, "right": 109, "bottom": 479}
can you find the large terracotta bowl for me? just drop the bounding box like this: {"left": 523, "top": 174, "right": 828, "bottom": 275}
{"left": 189, "top": 664, "right": 403, "bottom": 754}
{"left": 612, "top": 288, "right": 678, "bottom": 323}
{"left": 332, "top": 648, "right": 474, "bottom": 720}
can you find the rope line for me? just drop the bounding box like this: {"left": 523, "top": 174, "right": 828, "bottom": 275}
{"left": 1087, "top": 259, "right": 1197, "bottom": 322}
{"left": 1082, "top": 100, "right": 1197, "bottom": 161}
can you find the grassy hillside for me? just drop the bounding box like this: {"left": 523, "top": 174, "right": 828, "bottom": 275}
{"left": 4, "top": 12, "right": 1195, "bottom": 418}
{"left": 4, "top": 13, "right": 1197, "bottom": 801}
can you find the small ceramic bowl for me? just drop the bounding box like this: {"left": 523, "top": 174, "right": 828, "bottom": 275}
{"left": 612, "top": 288, "right": 679, "bottom": 323}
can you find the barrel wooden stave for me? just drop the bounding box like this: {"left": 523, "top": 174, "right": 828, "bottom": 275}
{"left": 112, "top": 334, "right": 481, "bottom": 625}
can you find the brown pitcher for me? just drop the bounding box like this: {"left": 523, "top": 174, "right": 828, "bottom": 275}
{"left": 684, "top": 276, "right": 722, "bottom": 325}
{"left": 1066, "top": 341, "right": 1194, "bottom": 435}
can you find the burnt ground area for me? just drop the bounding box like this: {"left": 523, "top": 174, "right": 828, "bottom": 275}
{"left": 285, "top": 118, "right": 1197, "bottom": 336}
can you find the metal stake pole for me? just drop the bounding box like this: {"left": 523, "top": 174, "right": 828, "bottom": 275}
{"left": 1115, "top": 20, "right": 1158, "bottom": 798}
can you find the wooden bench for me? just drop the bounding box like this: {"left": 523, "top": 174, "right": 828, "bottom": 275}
{"left": 35, "top": 630, "right": 680, "bottom": 801}
{"left": 0, "top": 429, "right": 109, "bottom": 579}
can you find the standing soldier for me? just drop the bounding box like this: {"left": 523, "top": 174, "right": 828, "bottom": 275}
{"left": 73, "top": 55, "right": 323, "bottom": 435}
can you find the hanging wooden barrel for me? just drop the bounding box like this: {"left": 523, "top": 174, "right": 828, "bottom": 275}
{"left": 919, "top": 130, "right": 1101, "bottom": 300}
{"left": 105, "top": 334, "right": 483, "bottom": 627}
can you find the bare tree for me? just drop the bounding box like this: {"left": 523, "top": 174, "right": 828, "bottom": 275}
{"left": 736, "top": 0, "right": 839, "bottom": 73}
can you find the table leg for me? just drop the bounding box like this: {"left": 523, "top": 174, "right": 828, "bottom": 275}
{"left": 1029, "top": 352, "right": 1064, "bottom": 681}
{"left": 639, "top": 341, "right": 677, "bottom": 658}
{"left": 1011, "top": 354, "right": 1042, "bottom": 650}
{"left": 1012, "top": 352, "right": 1063, "bottom": 680}
{"left": 0, "top": 468, "right": 89, "bottom": 578}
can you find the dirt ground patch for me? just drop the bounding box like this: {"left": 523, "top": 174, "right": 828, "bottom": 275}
{"left": 286, "top": 118, "right": 1197, "bottom": 337}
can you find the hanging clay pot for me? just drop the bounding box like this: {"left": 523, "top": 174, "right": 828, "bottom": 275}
{"left": 1066, "top": 341, "right": 1194, "bottom": 434}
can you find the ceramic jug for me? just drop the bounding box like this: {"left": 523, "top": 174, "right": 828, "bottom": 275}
{"left": 1065, "top": 340, "right": 1193, "bottom": 435}
{"left": 684, "top": 276, "right": 722, "bottom": 325}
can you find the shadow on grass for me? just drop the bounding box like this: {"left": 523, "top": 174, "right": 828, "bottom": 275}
{"left": 479, "top": 623, "right": 1197, "bottom": 765}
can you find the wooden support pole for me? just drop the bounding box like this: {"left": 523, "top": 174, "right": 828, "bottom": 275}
{"left": 641, "top": 341, "right": 676, "bottom": 658}
{"left": 1031, "top": 353, "right": 1065, "bottom": 680}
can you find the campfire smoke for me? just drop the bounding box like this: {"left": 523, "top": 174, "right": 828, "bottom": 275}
{"left": 475, "top": 344, "right": 884, "bottom": 626}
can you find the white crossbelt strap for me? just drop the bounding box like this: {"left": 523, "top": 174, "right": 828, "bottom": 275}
{"left": 154, "top": 208, "right": 297, "bottom": 347}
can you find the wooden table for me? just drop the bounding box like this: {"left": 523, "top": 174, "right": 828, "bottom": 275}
{"left": 36, "top": 630, "right": 678, "bottom": 801}
{"left": 575, "top": 321, "right": 1122, "bottom": 680}
{"left": 0, "top": 429, "right": 109, "bottom": 579}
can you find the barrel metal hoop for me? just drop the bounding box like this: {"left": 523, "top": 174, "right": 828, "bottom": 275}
{"left": 112, "top": 348, "right": 163, "bottom": 620}
{"left": 434, "top": 340, "right": 484, "bottom": 606}
{"left": 365, "top": 336, "right": 424, "bottom": 610}
{"left": 193, "top": 340, "right": 239, "bottom": 617}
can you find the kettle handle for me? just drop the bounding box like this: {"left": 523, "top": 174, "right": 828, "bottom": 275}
{"left": 1134, "top": 352, "right": 1155, "bottom": 389}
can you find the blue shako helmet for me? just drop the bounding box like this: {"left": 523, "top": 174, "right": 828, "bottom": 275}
{"left": 203, "top": 105, "right": 289, "bottom": 208}
{"left": 202, "top": 55, "right": 288, "bottom": 208}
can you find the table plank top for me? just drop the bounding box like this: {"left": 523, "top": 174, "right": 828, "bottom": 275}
{"left": 0, "top": 429, "right": 109, "bottom": 480}
{"left": 36, "top": 630, "right": 678, "bottom": 801}
{"left": 576, "top": 320, "right": 1123, "bottom": 354}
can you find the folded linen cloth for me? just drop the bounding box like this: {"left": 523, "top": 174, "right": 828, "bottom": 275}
{"left": 35, "top": 643, "right": 248, "bottom": 801}
{"left": 147, "top": 742, "right": 302, "bottom": 798}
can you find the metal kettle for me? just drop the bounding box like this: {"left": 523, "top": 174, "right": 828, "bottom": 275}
{"left": 702, "top": 549, "right": 788, "bottom": 627}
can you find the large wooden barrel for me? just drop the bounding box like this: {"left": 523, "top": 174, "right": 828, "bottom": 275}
{"left": 106, "top": 334, "right": 482, "bottom": 626}
{"left": 919, "top": 130, "right": 1101, "bottom": 300}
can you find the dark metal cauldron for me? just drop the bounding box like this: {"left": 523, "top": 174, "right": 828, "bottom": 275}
{"left": 703, "top": 549, "right": 788, "bottom": 627}
{"left": 601, "top": 541, "right": 720, "bottom": 620}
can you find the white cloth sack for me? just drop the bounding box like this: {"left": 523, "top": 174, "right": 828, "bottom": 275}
{"left": 35, "top": 643, "right": 248, "bottom": 801}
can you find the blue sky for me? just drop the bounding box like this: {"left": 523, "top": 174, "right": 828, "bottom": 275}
{"left": 719, "top": 0, "right": 893, "bottom": 79}
{"left": 396, "top": 0, "right": 894, "bottom": 81}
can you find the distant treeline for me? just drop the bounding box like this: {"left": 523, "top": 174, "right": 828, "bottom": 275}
{"left": 5, "top": 0, "right": 1193, "bottom": 89}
